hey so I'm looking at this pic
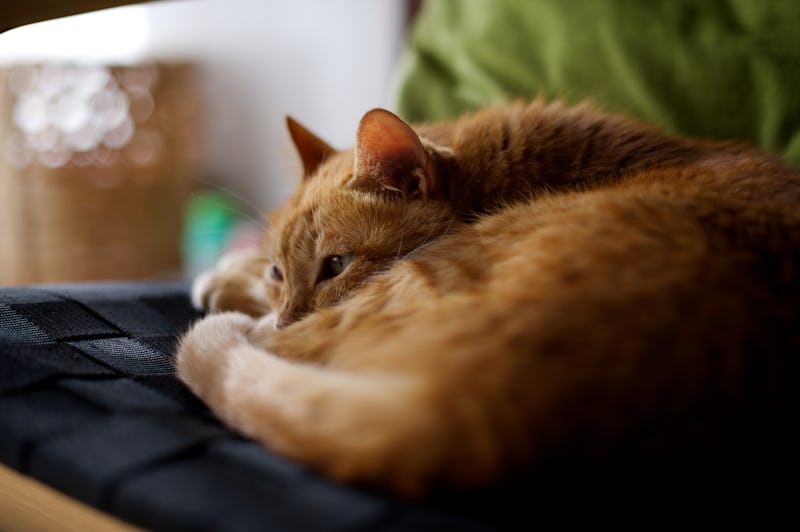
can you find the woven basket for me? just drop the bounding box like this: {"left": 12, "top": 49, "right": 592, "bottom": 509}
{"left": 0, "top": 63, "right": 200, "bottom": 285}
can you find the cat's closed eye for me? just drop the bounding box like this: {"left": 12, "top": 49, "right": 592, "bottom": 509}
{"left": 270, "top": 263, "right": 284, "bottom": 282}
{"left": 321, "top": 254, "right": 352, "bottom": 280}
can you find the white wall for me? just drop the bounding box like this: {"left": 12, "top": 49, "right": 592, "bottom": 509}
{"left": 142, "top": 0, "right": 407, "bottom": 211}
{"left": 0, "top": 0, "right": 407, "bottom": 211}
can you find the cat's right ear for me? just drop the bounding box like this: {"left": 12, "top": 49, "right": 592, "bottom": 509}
{"left": 286, "top": 116, "right": 336, "bottom": 180}
{"left": 352, "top": 109, "right": 450, "bottom": 200}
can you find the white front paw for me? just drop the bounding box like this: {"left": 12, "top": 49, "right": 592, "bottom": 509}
{"left": 175, "top": 311, "right": 256, "bottom": 401}
{"left": 248, "top": 312, "right": 279, "bottom": 344}
{"left": 191, "top": 248, "right": 272, "bottom": 315}
{"left": 191, "top": 269, "right": 217, "bottom": 310}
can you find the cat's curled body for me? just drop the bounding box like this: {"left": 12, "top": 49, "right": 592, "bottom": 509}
{"left": 177, "top": 99, "right": 800, "bottom": 496}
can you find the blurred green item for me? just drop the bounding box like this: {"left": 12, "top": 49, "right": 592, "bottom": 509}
{"left": 396, "top": 0, "right": 800, "bottom": 166}
{"left": 183, "top": 190, "right": 241, "bottom": 278}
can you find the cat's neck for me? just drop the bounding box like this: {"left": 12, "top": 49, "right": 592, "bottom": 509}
{"left": 421, "top": 100, "right": 744, "bottom": 215}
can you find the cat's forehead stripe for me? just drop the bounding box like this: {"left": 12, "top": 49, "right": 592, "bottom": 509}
{"left": 279, "top": 207, "right": 320, "bottom": 260}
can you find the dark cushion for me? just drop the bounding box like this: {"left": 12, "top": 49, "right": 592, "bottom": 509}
{"left": 0, "top": 281, "right": 512, "bottom": 531}
{"left": 4, "top": 281, "right": 794, "bottom": 529}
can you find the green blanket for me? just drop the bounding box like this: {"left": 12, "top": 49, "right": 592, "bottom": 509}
{"left": 396, "top": 0, "right": 800, "bottom": 165}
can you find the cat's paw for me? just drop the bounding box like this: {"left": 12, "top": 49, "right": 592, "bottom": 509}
{"left": 175, "top": 311, "right": 256, "bottom": 403}
{"left": 247, "top": 312, "right": 279, "bottom": 345}
{"left": 192, "top": 248, "right": 273, "bottom": 316}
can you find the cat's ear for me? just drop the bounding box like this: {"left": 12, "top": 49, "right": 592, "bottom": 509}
{"left": 352, "top": 109, "right": 448, "bottom": 200}
{"left": 286, "top": 116, "right": 336, "bottom": 179}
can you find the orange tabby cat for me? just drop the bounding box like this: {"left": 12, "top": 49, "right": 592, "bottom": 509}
{"left": 177, "top": 99, "right": 799, "bottom": 496}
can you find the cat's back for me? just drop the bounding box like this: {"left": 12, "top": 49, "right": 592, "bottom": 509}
{"left": 365, "top": 160, "right": 800, "bottom": 361}
{"left": 410, "top": 98, "right": 793, "bottom": 219}
{"left": 336, "top": 169, "right": 800, "bottom": 464}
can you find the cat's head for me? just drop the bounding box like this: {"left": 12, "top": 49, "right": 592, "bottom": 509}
{"left": 262, "top": 109, "right": 457, "bottom": 328}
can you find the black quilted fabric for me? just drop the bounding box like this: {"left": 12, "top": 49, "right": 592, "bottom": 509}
{"left": 0, "top": 281, "right": 510, "bottom": 532}
{"left": 4, "top": 280, "right": 800, "bottom": 529}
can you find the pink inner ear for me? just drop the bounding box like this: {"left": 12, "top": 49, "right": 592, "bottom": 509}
{"left": 355, "top": 109, "right": 429, "bottom": 194}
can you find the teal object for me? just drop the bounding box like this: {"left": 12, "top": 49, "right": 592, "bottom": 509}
{"left": 183, "top": 190, "right": 241, "bottom": 277}
{"left": 396, "top": 0, "right": 800, "bottom": 165}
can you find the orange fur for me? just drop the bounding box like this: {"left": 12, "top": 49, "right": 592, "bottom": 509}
{"left": 176, "top": 99, "right": 800, "bottom": 496}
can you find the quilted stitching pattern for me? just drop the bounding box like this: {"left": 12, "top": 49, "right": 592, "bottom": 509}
{"left": 0, "top": 281, "right": 501, "bottom": 532}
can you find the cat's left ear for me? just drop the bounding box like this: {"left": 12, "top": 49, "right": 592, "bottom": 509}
{"left": 352, "top": 109, "right": 450, "bottom": 200}
{"left": 286, "top": 116, "right": 336, "bottom": 179}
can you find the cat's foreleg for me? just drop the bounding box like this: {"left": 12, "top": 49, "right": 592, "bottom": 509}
{"left": 192, "top": 248, "right": 274, "bottom": 316}
{"left": 175, "top": 312, "right": 487, "bottom": 495}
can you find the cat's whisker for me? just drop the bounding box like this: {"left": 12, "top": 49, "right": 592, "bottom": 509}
{"left": 195, "top": 178, "right": 267, "bottom": 229}
{"left": 184, "top": 231, "right": 253, "bottom": 242}
{"left": 192, "top": 177, "right": 268, "bottom": 218}
{"left": 395, "top": 235, "right": 404, "bottom": 262}
{"left": 442, "top": 212, "right": 457, "bottom": 237}
{"left": 399, "top": 229, "right": 435, "bottom": 262}
{"left": 312, "top": 204, "right": 322, "bottom": 232}
{"left": 399, "top": 212, "right": 457, "bottom": 263}
{"left": 188, "top": 190, "right": 269, "bottom": 231}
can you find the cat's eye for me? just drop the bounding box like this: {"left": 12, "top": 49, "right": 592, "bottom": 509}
{"left": 322, "top": 254, "right": 353, "bottom": 280}
{"left": 270, "top": 263, "right": 284, "bottom": 282}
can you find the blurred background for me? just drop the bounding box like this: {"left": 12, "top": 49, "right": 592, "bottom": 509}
{"left": 0, "top": 0, "right": 413, "bottom": 284}
{"left": 2, "top": 0, "right": 798, "bottom": 286}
